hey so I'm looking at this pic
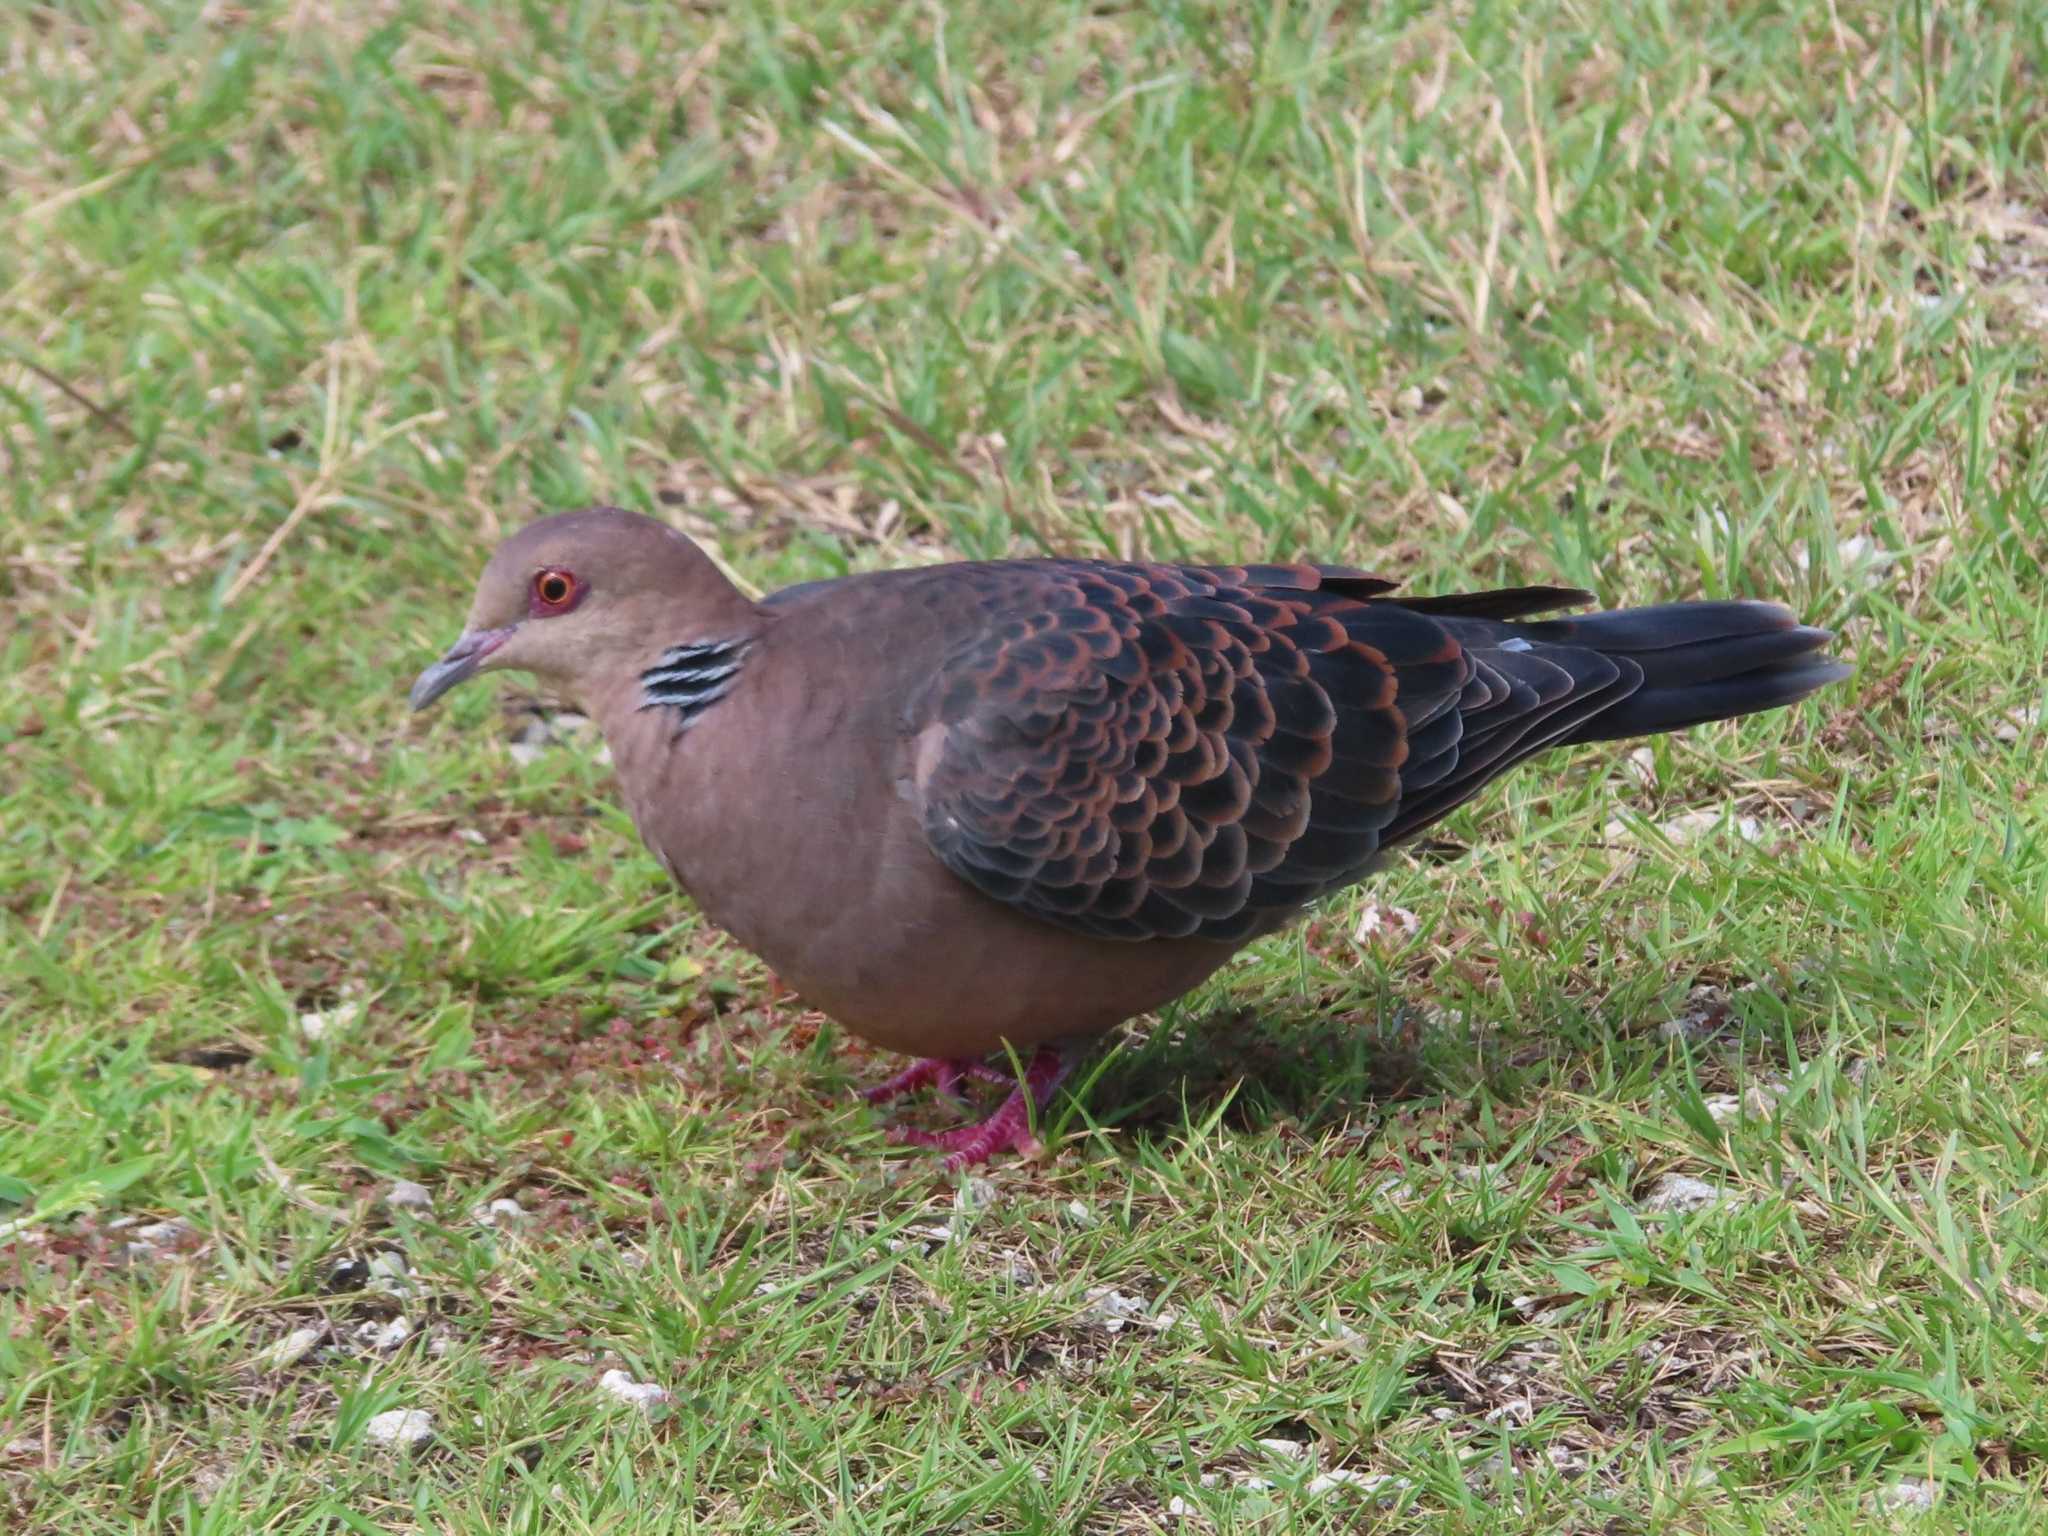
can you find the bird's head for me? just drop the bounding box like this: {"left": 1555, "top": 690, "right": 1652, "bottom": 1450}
{"left": 409, "top": 506, "right": 755, "bottom": 713}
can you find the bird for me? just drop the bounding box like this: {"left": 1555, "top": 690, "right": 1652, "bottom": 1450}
{"left": 411, "top": 506, "right": 1847, "bottom": 1170}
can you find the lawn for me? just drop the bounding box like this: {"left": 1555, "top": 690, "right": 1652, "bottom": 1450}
{"left": 5, "top": 0, "right": 2047, "bottom": 1530}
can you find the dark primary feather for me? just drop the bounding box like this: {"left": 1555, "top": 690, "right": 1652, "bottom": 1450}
{"left": 907, "top": 561, "right": 1844, "bottom": 944}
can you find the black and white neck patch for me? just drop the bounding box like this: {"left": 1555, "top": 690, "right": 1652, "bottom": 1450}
{"left": 638, "top": 639, "right": 750, "bottom": 733}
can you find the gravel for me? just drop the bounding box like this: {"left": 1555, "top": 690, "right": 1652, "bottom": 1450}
{"left": 1702, "top": 1080, "right": 1788, "bottom": 1124}
{"left": 297, "top": 1003, "right": 359, "bottom": 1042}
{"left": 363, "top": 1408, "right": 433, "bottom": 1452}
{"left": 357, "top": 1315, "right": 414, "bottom": 1353}
{"left": 1641, "top": 1173, "right": 1736, "bottom": 1213}
{"left": 954, "top": 1176, "right": 1001, "bottom": 1215}
{"left": 597, "top": 1369, "right": 671, "bottom": 1413}
{"left": 1080, "top": 1286, "right": 1179, "bottom": 1334}
{"left": 256, "top": 1327, "right": 324, "bottom": 1371}
{"left": 1877, "top": 1476, "right": 1936, "bottom": 1512}
{"left": 1305, "top": 1469, "right": 1406, "bottom": 1501}
{"left": 471, "top": 1198, "right": 527, "bottom": 1228}
{"left": 1608, "top": 808, "right": 1763, "bottom": 847}
{"left": 364, "top": 1249, "right": 414, "bottom": 1297}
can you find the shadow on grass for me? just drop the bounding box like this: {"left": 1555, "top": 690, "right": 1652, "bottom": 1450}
{"left": 1069, "top": 1001, "right": 1450, "bottom": 1140}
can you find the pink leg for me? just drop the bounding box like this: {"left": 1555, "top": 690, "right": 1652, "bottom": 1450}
{"left": 887, "top": 1044, "right": 1078, "bottom": 1172}
{"left": 860, "top": 1056, "right": 1014, "bottom": 1106}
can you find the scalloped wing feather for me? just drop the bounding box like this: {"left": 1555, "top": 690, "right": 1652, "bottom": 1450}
{"left": 912, "top": 561, "right": 1482, "bottom": 942}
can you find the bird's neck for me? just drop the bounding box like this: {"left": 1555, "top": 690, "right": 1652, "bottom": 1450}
{"left": 631, "top": 635, "right": 756, "bottom": 734}
{"left": 584, "top": 626, "right": 766, "bottom": 903}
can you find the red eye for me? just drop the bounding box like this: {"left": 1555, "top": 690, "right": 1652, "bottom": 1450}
{"left": 532, "top": 568, "right": 576, "bottom": 611}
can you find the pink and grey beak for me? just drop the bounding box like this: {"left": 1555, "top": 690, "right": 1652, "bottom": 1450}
{"left": 410, "top": 627, "right": 513, "bottom": 711}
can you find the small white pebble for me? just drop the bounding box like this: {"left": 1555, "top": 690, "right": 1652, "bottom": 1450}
{"left": 1166, "top": 1493, "right": 1197, "bottom": 1517}
{"left": 1835, "top": 535, "right": 1897, "bottom": 586}
{"left": 1660, "top": 809, "right": 1761, "bottom": 845}
{"left": 257, "top": 1326, "right": 323, "bottom": 1371}
{"left": 188, "top": 1463, "right": 230, "bottom": 1504}
{"left": 364, "top": 1315, "right": 413, "bottom": 1352}
{"left": 1702, "top": 1094, "right": 1744, "bottom": 1124}
{"left": 955, "top": 1176, "right": 1000, "bottom": 1214}
{"left": 2026, "top": 1050, "right": 2046, "bottom": 1069}
{"left": 1642, "top": 1173, "right": 1733, "bottom": 1213}
{"left": 598, "top": 1369, "right": 671, "bottom": 1413}
{"left": 364, "top": 1250, "right": 412, "bottom": 1296}
{"left": 1877, "top": 1476, "right": 1936, "bottom": 1511}
{"left": 1255, "top": 1438, "right": 1309, "bottom": 1460}
{"left": 1609, "top": 809, "right": 1759, "bottom": 847}
{"left": 121, "top": 1220, "right": 191, "bottom": 1261}
{"left": 1062, "top": 1200, "right": 1096, "bottom": 1227}
{"left": 1698, "top": 1082, "right": 1785, "bottom": 1126}
{"left": 1082, "top": 1288, "right": 1147, "bottom": 1332}
{"left": 1352, "top": 900, "right": 1419, "bottom": 947}
{"left": 1658, "top": 984, "right": 1733, "bottom": 1043}
{"left": 298, "top": 1003, "right": 359, "bottom": 1042}
{"left": 1994, "top": 706, "right": 2040, "bottom": 744}
{"left": 1000, "top": 1253, "right": 1038, "bottom": 1288}
{"left": 472, "top": 1198, "right": 526, "bottom": 1228}
{"left": 1305, "top": 1469, "right": 1404, "bottom": 1499}
{"left": 363, "top": 1408, "right": 433, "bottom": 1451}
{"left": 455, "top": 827, "right": 488, "bottom": 846}
{"left": 384, "top": 1180, "right": 432, "bottom": 1213}
{"left": 1626, "top": 745, "right": 1657, "bottom": 789}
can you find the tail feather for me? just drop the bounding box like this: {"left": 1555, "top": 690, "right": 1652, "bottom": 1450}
{"left": 1502, "top": 600, "right": 1848, "bottom": 742}
{"left": 1362, "top": 590, "right": 1844, "bottom": 851}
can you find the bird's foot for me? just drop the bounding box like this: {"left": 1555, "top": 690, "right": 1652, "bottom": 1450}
{"left": 860, "top": 1055, "right": 1013, "bottom": 1106}
{"left": 885, "top": 1044, "right": 1076, "bottom": 1172}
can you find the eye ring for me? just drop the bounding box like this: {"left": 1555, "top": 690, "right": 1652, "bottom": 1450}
{"left": 532, "top": 568, "right": 576, "bottom": 610}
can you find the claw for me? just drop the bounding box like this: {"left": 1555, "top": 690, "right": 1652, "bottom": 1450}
{"left": 860, "top": 1057, "right": 978, "bottom": 1105}
{"left": 876, "top": 1044, "right": 1078, "bottom": 1172}
{"left": 860, "top": 1055, "right": 1017, "bottom": 1107}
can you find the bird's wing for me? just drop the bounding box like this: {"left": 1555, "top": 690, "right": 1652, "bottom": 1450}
{"left": 909, "top": 560, "right": 1626, "bottom": 943}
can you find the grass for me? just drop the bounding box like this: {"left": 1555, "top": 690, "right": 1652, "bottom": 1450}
{"left": 4, "top": 0, "right": 2047, "bottom": 1529}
